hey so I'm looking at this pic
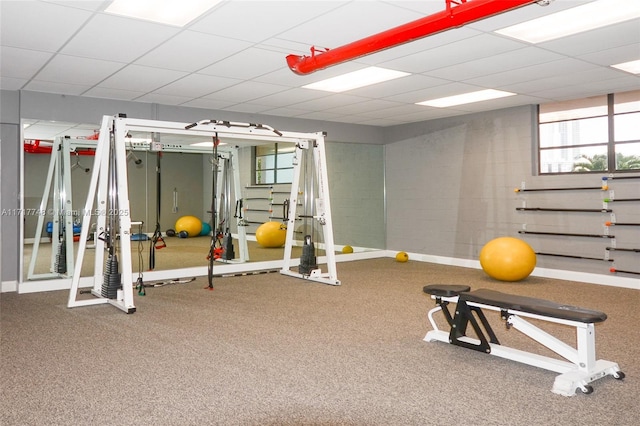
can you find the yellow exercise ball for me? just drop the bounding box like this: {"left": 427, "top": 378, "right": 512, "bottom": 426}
{"left": 175, "top": 215, "right": 202, "bottom": 238}
{"left": 479, "top": 237, "right": 536, "bottom": 282}
{"left": 255, "top": 221, "right": 287, "bottom": 248}
{"left": 395, "top": 251, "right": 409, "bottom": 262}
{"left": 342, "top": 245, "right": 354, "bottom": 254}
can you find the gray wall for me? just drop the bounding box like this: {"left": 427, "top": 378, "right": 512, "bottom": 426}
{"left": 384, "top": 105, "right": 636, "bottom": 278}
{"left": 326, "top": 142, "right": 385, "bottom": 249}
{"left": 1, "top": 91, "right": 21, "bottom": 283}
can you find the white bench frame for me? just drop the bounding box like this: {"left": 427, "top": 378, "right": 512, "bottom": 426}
{"left": 424, "top": 293, "right": 624, "bottom": 396}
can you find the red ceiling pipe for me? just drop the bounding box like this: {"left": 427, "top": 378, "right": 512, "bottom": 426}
{"left": 286, "top": 0, "right": 539, "bottom": 75}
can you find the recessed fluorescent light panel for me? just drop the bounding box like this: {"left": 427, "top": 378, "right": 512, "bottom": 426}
{"left": 105, "top": 0, "right": 219, "bottom": 27}
{"left": 416, "top": 89, "right": 516, "bottom": 108}
{"left": 611, "top": 59, "right": 640, "bottom": 75}
{"left": 495, "top": 0, "right": 640, "bottom": 44}
{"left": 302, "top": 67, "right": 410, "bottom": 93}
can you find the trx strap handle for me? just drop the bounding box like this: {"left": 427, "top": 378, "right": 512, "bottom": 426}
{"left": 149, "top": 147, "right": 164, "bottom": 270}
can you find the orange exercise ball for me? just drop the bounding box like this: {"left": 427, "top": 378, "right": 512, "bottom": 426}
{"left": 255, "top": 221, "right": 287, "bottom": 248}
{"left": 175, "top": 215, "right": 202, "bottom": 238}
{"left": 479, "top": 237, "right": 536, "bottom": 282}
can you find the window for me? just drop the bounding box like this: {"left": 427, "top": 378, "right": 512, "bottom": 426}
{"left": 538, "top": 90, "right": 640, "bottom": 174}
{"left": 253, "top": 143, "right": 295, "bottom": 184}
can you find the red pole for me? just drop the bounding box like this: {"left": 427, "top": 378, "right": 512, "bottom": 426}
{"left": 287, "top": 0, "right": 538, "bottom": 75}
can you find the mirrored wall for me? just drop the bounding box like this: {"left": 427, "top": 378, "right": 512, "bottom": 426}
{"left": 22, "top": 118, "right": 386, "bottom": 282}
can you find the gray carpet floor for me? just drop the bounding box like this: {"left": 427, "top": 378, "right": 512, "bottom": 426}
{"left": 2, "top": 259, "right": 638, "bottom": 425}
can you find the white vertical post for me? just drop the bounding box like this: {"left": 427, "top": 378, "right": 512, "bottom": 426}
{"left": 231, "top": 148, "right": 249, "bottom": 262}
{"left": 313, "top": 132, "right": 338, "bottom": 283}
{"left": 281, "top": 142, "right": 304, "bottom": 272}
{"left": 27, "top": 138, "right": 59, "bottom": 279}
{"left": 111, "top": 116, "right": 135, "bottom": 312}
{"left": 61, "top": 137, "right": 75, "bottom": 275}
{"left": 68, "top": 116, "right": 113, "bottom": 308}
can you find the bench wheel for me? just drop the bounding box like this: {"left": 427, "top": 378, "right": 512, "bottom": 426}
{"left": 613, "top": 371, "right": 625, "bottom": 380}
{"left": 579, "top": 385, "right": 594, "bottom": 395}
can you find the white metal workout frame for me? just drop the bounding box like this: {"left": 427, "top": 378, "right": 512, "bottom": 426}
{"left": 28, "top": 136, "right": 78, "bottom": 280}
{"left": 68, "top": 115, "right": 339, "bottom": 313}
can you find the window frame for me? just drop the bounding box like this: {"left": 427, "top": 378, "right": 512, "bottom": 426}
{"left": 252, "top": 143, "right": 295, "bottom": 185}
{"left": 537, "top": 92, "right": 640, "bottom": 175}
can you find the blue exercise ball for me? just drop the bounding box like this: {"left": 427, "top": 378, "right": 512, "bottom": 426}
{"left": 200, "top": 222, "right": 212, "bottom": 236}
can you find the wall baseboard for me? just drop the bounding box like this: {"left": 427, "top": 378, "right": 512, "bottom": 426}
{"left": 385, "top": 251, "right": 639, "bottom": 290}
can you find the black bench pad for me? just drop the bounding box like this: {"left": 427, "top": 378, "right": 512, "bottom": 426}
{"left": 460, "top": 289, "right": 607, "bottom": 323}
{"left": 423, "top": 284, "right": 471, "bottom": 297}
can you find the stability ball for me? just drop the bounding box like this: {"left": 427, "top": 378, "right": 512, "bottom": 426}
{"left": 255, "top": 221, "right": 287, "bottom": 248}
{"left": 479, "top": 237, "right": 536, "bottom": 282}
{"left": 395, "top": 251, "right": 409, "bottom": 262}
{"left": 175, "top": 215, "right": 202, "bottom": 238}
{"left": 200, "top": 222, "right": 212, "bottom": 236}
{"left": 342, "top": 245, "right": 354, "bottom": 254}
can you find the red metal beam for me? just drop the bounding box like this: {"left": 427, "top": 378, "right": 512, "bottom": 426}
{"left": 286, "top": 0, "right": 539, "bottom": 75}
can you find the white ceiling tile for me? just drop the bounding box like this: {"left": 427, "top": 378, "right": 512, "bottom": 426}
{"left": 42, "top": 1, "right": 107, "bottom": 12}
{"left": 464, "top": 58, "right": 600, "bottom": 89}
{"left": 222, "top": 103, "right": 277, "bottom": 115}
{"left": 190, "top": 1, "right": 345, "bottom": 43}
{"left": 381, "top": 33, "right": 527, "bottom": 73}
{"left": 61, "top": 13, "right": 181, "bottom": 63}
{"left": 329, "top": 99, "right": 407, "bottom": 116}
{"left": 83, "top": 86, "right": 147, "bottom": 101}
{"left": 199, "top": 48, "right": 288, "bottom": 80}
{"left": 23, "top": 80, "right": 92, "bottom": 96}
{"left": 276, "top": 1, "right": 426, "bottom": 49}
{"left": 180, "top": 98, "right": 236, "bottom": 110}
{"left": 538, "top": 18, "right": 640, "bottom": 56}
{"left": 135, "top": 31, "right": 253, "bottom": 72}
{"left": 0, "top": 1, "right": 92, "bottom": 51}
{"left": 282, "top": 110, "right": 344, "bottom": 122}
{"left": 349, "top": 74, "right": 449, "bottom": 98}
{"left": 153, "top": 74, "right": 241, "bottom": 98}
{"left": 0, "top": 47, "right": 53, "bottom": 79}
{"left": 98, "top": 65, "right": 188, "bottom": 92}
{"left": 288, "top": 93, "right": 370, "bottom": 111}
{"left": 202, "top": 81, "right": 289, "bottom": 103}
{"left": 384, "top": 82, "right": 481, "bottom": 104}
{"left": 134, "top": 93, "right": 194, "bottom": 106}
{"left": 466, "top": 0, "right": 588, "bottom": 32}
{"left": 429, "top": 47, "right": 565, "bottom": 81}
{"left": 35, "top": 54, "right": 125, "bottom": 86}
{"left": 503, "top": 66, "right": 626, "bottom": 94}
{"left": 579, "top": 43, "right": 640, "bottom": 67}
{"left": 1, "top": 76, "right": 28, "bottom": 90}
{"left": 246, "top": 88, "right": 331, "bottom": 108}
{"left": 355, "top": 117, "right": 407, "bottom": 127}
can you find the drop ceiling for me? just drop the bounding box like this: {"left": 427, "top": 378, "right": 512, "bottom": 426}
{"left": 2, "top": 0, "right": 639, "bottom": 136}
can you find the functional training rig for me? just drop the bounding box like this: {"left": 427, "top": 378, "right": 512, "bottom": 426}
{"left": 423, "top": 285, "right": 624, "bottom": 396}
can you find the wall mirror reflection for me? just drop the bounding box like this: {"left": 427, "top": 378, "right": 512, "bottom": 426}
{"left": 21, "top": 117, "right": 385, "bottom": 287}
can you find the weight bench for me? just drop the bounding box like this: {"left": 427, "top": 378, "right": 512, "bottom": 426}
{"left": 423, "top": 284, "right": 624, "bottom": 396}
